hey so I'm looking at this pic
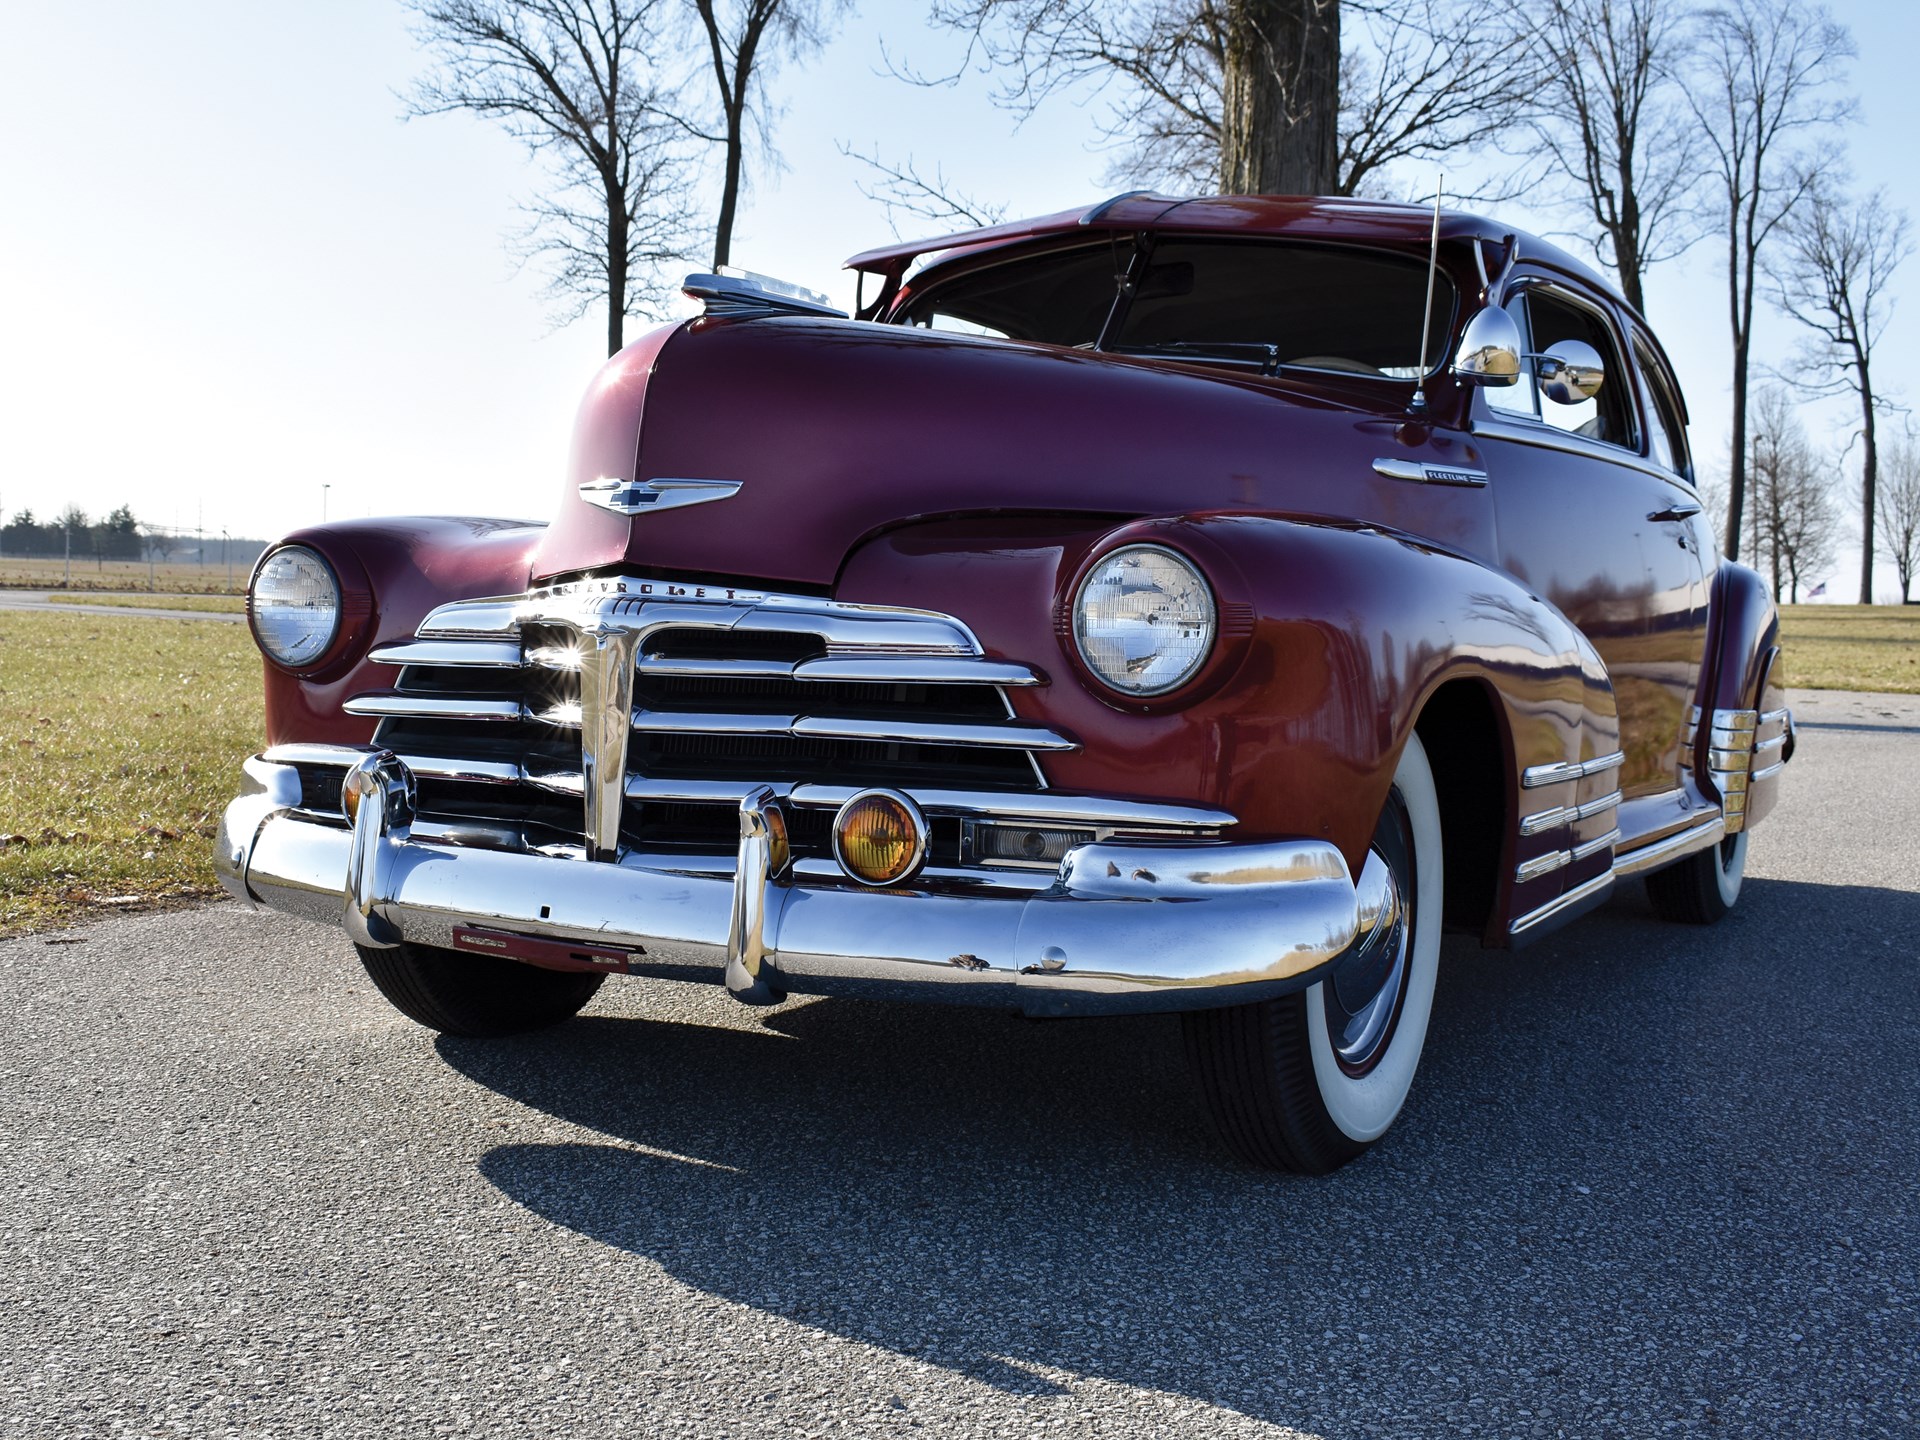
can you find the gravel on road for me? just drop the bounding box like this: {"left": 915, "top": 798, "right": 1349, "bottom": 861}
{"left": 2, "top": 699, "right": 1916, "bottom": 1438}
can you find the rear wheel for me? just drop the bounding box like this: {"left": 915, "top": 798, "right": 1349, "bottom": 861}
{"left": 354, "top": 942, "right": 604, "bottom": 1037}
{"left": 1182, "top": 732, "right": 1444, "bottom": 1174}
{"left": 1645, "top": 829, "right": 1747, "bottom": 925}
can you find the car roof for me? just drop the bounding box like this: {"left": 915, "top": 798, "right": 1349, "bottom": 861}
{"left": 844, "top": 192, "right": 1630, "bottom": 313}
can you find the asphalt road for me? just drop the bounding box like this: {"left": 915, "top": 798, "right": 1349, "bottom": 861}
{"left": 3, "top": 694, "right": 1917, "bottom": 1438}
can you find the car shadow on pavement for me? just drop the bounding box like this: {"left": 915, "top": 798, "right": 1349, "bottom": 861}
{"left": 438, "top": 875, "right": 1920, "bottom": 1430}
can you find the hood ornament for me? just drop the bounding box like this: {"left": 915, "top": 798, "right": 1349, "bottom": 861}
{"left": 579, "top": 476, "right": 743, "bottom": 517}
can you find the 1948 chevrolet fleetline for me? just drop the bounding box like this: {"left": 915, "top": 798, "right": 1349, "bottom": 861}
{"left": 218, "top": 194, "right": 1793, "bottom": 1173}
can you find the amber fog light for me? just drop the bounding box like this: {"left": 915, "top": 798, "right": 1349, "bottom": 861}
{"left": 832, "top": 789, "right": 928, "bottom": 886}
{"left": 765, "top": 804, "right": 792, "bottom": 876}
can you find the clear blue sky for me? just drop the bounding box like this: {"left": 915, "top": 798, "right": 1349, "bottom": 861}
{"left": 1, "top": 0, "right": 1913, "bottom": 595}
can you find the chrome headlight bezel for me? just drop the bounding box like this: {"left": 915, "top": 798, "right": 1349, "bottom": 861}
{"left": 248, "top": 544, "right": 343, "bottom": 671}
{"left": 1070, "top": 543, "right": 1218, "bottom": 698}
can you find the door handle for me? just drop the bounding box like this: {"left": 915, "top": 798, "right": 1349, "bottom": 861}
{"left": 1647, "top": 502, "right": 1702, "bottom": 522}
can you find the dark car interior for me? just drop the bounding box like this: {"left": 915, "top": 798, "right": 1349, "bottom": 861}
{"left": 899, "top": 237, "right": 1457, "bottom": 380}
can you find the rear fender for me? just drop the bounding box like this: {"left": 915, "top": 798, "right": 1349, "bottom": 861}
{"left": 1697, "top": 561, "right": 1787, "bottom": 831}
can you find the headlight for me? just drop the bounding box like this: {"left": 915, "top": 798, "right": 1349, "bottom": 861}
{"left": 1072, "top": 544, "right": 1216, "bottom": 696}
{"left": 249, "top": 546, "right": 341, "bottom": 668}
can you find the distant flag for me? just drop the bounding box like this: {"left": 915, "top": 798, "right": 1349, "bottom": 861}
{"left": 1808, "top": 582, "right": 1827, "bottom": 598}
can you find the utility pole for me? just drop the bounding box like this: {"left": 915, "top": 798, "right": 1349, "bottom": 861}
{"left": 322, "top": 484, "right": 331, "bottom": 523}
{"left": 63, "top": 518, "right": 70, "bottom": 588}
{"left": 223, "top": 529, "right": 232, "bottom": 592}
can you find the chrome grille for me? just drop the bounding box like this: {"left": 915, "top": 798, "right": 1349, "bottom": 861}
{"left": 334, "top": 577, "right": 1121, "bottom": 864}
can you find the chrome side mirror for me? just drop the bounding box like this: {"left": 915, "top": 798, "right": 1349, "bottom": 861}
{"left": 1452, "top": 306, "right": 1523, "bottom": 386}
{"left": 1535, "top": 340, "right": 1605, "bottom": 403}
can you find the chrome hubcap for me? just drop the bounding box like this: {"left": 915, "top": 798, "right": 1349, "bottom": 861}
{"left": 1325, "top": 794, "right": 1415, "bottom": 1075}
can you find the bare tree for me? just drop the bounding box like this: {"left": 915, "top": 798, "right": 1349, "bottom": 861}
{"left": 681, "top": 0, "right": 850, "bottom": 270}
{"left": 1879, "top": 435, "right": 1920, "bottom": 604}
{"left": 406, "top": 0, "right": 697, "bottom": 356}
{"left": 1507, "top": 0, "right": 1699, "bottom": 315}
{"left": 1746, "top": 386, "right": 1839, "bottom": 603}
{"left": 838, "top": 144, "right": 1008, "bottom": 233}
{"left": 1686, "top": 0, "right": 1854, "bottom": 564}
{"left": 1766, "top": 182, "right": 1911, "bottom": 603}
{"left": 901, "top": 0, "right": 1524, "bottom": 198}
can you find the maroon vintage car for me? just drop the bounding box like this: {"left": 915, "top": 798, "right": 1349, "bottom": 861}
{"left": 218, "top": 194, "right": 1793, "bottom": 1173}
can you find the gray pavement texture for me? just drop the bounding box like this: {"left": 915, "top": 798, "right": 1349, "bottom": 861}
{"left": 3, "top": 696, "right": 1917, "bottom": 1439}
{"left": 0, "top": 592, "right": 242, "bottom": 622}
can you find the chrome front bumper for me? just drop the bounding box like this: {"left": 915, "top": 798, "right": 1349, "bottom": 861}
{"left": 216, "top": 751, "right": 1376, "bottom": 1017}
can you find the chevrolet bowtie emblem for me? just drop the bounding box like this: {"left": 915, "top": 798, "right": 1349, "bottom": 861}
{"left": 578, "top": 476, "right": 744, "bottom": 516}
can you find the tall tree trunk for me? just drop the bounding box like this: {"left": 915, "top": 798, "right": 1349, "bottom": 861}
{"left": 713, "top": 102, "right": 744, "bottom": 270}
{"left": 606, "top": 183, "right": 629, "bottom": 356}
{"left": 1858, "top": 362, "right": 1878, "bottom": 603}
{"left": 1726, "top": 337, "right": 1748, "bottom": 561}
{"left": 1219, "top": 0, "right": 1339, "bottom": 195}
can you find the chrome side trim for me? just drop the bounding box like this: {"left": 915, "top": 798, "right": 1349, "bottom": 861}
{"left": 1515, "top": 850, "right": 1571, "bottom": 884}
{"left": 1570, "top": 828, "right": 1621, "bottom": 862}
{"left": 1751, "top": 758, "right": 1788, "bottom": 783}
{"left": 1578, "top": 789, "right": 1623, "bottom": 820}
{"left": 1518, "top": 787, "right": 1621, "bottom": 836}
{"left": 1753, "top": 732, "right": 1788, "bottom": 757}
{"left": 1613, "top": 815, "right": 1727, "bottom": 878}
{"left": 1510, "top": 869, "right": 1616, "bottom": 937}
{"left": 1471, "top": 418, "right": 1676, "bottom": 484}
{"left": 1372, "top": 457, "right": 1490, "bottom": 487}
{"left": 1758, "top": 706, "right": 1791, "bottom": 726}
{"left": 1521, "top": 750, "right": 1626, "bottom": 788}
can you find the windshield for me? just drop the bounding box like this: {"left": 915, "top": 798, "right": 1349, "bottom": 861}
{"left": 899, "top": 237, "right": 1456, "bottom": 380}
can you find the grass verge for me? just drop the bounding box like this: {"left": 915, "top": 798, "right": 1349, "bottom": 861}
{"left": 0, "top": 610, "right": 262, "bottom": 937}
{"left": 1777, "top": 604, "right": 1920, "bottom": 694}
{"left": 49, "top": 593, "right": 247, "bottom": 614}
{"left": 0, "top": 557, "right": 243, "bottom": 594}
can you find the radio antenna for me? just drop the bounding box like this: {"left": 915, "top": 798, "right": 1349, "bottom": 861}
{"left": 1408, "top": 174, "right": 1444, "bottom": 418}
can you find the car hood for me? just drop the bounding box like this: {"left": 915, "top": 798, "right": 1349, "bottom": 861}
{"left": 530, "top": 315, "right": 1468, "bottom": 589}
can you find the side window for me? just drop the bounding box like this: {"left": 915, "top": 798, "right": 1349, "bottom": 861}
{"left": 1484, "top": 285, "right": 1636, "bottom": 450}
{"left": 1634, "top": 336, "right": 1691, "bottom": 479}
{"left": 1524, "top": 290, "right": 1635, "bottom": 449}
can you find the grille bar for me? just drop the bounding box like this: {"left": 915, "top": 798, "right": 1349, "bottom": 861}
{"left": 346, "top": 576, "right": 1108, "bottom": 866}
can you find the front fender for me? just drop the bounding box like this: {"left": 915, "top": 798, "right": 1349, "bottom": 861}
{"left": 258, "top": 517, "right": 546, "bottom": 747}
{"left": 838, "top": 514, "right": 1619, "bottom": 885}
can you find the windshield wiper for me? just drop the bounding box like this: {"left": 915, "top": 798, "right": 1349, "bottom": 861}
{"left": 1106, "top": 340, "right": 1281, "bottom": 374}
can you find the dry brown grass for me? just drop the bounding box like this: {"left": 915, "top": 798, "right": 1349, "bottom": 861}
{"left": 0, "top": 610, "right": 262, "bottom": 936}
{"left": 1777, "top": 604, "right": 1920, "bottom": 694}
{"left": 0, "top": 556, "right": 245, "bottom": 594}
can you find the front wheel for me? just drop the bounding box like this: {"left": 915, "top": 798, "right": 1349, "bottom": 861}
{"left": 354, "top": 941, "right": 604, "bottom": 1037}
{"left": 1644, "top": 829, "right": 1747, "bottom": 925}
{"left": 1182, "top": 731, "right": 1444, "bottom": 1174}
